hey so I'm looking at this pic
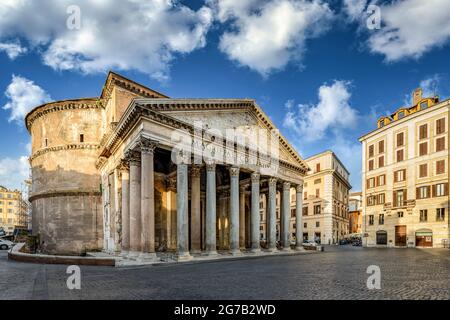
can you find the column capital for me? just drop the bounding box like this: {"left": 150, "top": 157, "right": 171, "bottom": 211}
{"left": 251, "top": 172, "right": 260, "bottom": 182}
{"left": 268, "top": 177, "right": 277, "bottom": 187}
{"left": 166, "top": 176, "right": 177, "bottom": 191}
{"left": 190, "top": 165, "right": 202, "bottom": 178}
{"left": 125, "top": 149, "right": 141, "bottom": 166}
{"left": 296, "top": 183, "right": 304, "bottom": 193}
{"left": 139, "top": 137, "right": 158, "bottom": 155}
{"left": 229, "top": 166, "right": 240, "bottom": 177}
{"left": 206, "top": 163, "right": 216, "bottom": 172}
{"left": 118, "top": 159, "right": 130, "bottom": 171}
{"left": 283, "top": 181, "right": 291, "bottom": 191}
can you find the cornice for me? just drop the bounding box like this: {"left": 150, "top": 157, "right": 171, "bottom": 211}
{"left": 30, "top": 144, "right": 100, "bottom": 162}
{"left": 25, "top": 98, "right": 102, "bottom": 132}
{"left": 29, "top": 190, "right": 101, "bottom": 202}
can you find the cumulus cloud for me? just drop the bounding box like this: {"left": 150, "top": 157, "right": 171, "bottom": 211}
{"left": 0, "top": 156, "right": 30, "bottom": 191}
{"left": 344, "top": 0, "right": 450, "bottom": 62}
{"left": 211, "top": 0, "right": 334, "bottom": 76}
{"left": 0, "top": 41, "right": 27, "bottom": 59}
{"left": 0, "top": 0, "right": 213, "bottom": 81}
{"left": 419, "top": 74, "right": 441, "bottom": 98}
{"left": 283, "top": 80, "right": 358, "bottom": 141}
{"left": 3, "top": 75, "right": 52, "bottom": 124}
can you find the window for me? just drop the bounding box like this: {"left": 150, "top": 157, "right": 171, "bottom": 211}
{"left": 368, "top": 160, "right": 374, "bottom": 171}
{"left": 436, "top": 137, "right": 445, "bottom": 152}
{"left": 377, "top": 175, "right": 385, "bottom": 186}
{"left": 434, "top": 183, "right": 448, "bottom": 197}
{"left": 380, "top": 120, "right": 385, "bottom": 127}
{"left": 367, "top": 195, "right": 375, "bottom": 206}
{"left": 378, "top": 140, "right": 384, "bottom": 153}
{"left": 396, "top": 149, "right": 404, "bottom": 162}
{"left": 397, "top": 132, "right": 404, "bottom": 147}
{"left": 368, "top": 145, "right": 374, "bottom": 158}
{"left": 419, "top": 124, "right": 428, "bottom": 139}
{"left": 304, "top": 223, "right": 307, "bottom": 228}
{"left": 436, "top": 160, "right": 445, "bottom": 175}
{"left": 379, "top": 214, "right": 384, "bottom": 225}
{"left": 302, "top": 207, "right": 308, "bottom": 216}
{"left": 316, "top": 163, "right": 321, "bottom": 173}
{"left": 369, "top": 215, "right": 374, "bottom": 225}
{"left": 291, "top": 209, "right": 296, "bottom": 218}
{"left": 316, "top": 222, "right": 320, "bottom": 228}
{"left": 417, "top": 186, "right": 430, "bottom": 199}
{"left": 377, "top": 193, "right": 385, "bottom": 204}
{"left": 378, "top": 156, "right": 384, "bottom": 168}
{"left": 367, "top": 178, "right": 375, "bottom": 189}
{"left": 394, "top": 169, "right": 406, "bottom": 182}
{"left": 314, "top": 178, "right": 321, "bottom": 184}
{"left": 419, "top": 210, "right": 428, "bottom": 222}
{"left": 304, "top": 192, "right": 307, "bottom": 200}
{"left": 398, "top": 111, "right": 405, "bottom": 119}
{"left": 436, "top": 118, "right": 445, "bottom": 134}
{"left": 315, "top": 189, "right": 320, "bottom": 198}
{"left": 80, "top": 134, "right": 84, "bottom": 143}
{"left": 419, "top": 142, "right": 428, "bottom": 156}
{"left": 393, "top": 190, "right": 406, "bottom": 207}
{"left": 398, "top": 211, "right": 404, "bottom": 218}
{"left": 419, "top": 164, "right": 428, "bottom": 178}
{"left": 436, "top": 208, "right": 445, "bottom": 222}
{"left": 314, "top": 205, "right": 321, "bottom": 215}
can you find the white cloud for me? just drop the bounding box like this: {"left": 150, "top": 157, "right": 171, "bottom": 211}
{"left": 211, "top": 0, "right": 333, "bottom": 76}
{"left": 283, "top": 80, "right": 358, "bottom": 141}
{"left": 419, "top": 74, "right": 441, "bottom": 98}
{"left": 0, "top": 41, "right": 27, "bottom": 59}
{"left": 3, "top": 75, "right": 52, "bottom": 124}
{"left": 342, "top": 0, "right": 368, "bottom": 22}
{"left": 0, "top": 156, "right": 29, "bottom": 191}
{"left": 0, "top": 0, "right": 213, "bottom": 81}
{"left": 356, "top": 0, "right": 450, "bottom": 61}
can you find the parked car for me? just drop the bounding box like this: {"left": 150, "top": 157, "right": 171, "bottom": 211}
{"left": 0, "top": 239, "right": 14, "bottom": 250}
{"left": 352, "top": 240, "right": 362, "bottom": 247}
{"left": 0, "top": 228, "right": 6, "bottom": 237}
{"left": 302, "top": 240, "right": 318, "bottom": 248}
{"left": 339, "top": 239, "right": 349, "bottom": 245}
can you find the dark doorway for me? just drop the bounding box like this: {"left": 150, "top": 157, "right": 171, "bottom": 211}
{"left": 376, "top": 230, "right": 387, "bottom": 245}
{"left": 395, "top": 225, "right": 407, "bottom": 247}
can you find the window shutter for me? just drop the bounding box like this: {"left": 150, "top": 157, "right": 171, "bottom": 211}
{"left": 394, "top": 171, "right": 398, "bottom": 183}
{"left": 445, "top": 183, "right": 449, "bottom": 196}
{"left": 404, "top": 189, "right": 407, "bottom": 201}
{"left": 393, "top": 191, "right": 397, "bottom": 207}
{"left": 427, "top": 186, "right": 431, "bottom": 198}
{"left": 416, "top": 187, "right": 420, "bottom": 199}
{"left": 432, "top": 185, "right": 436, "bottom": 197}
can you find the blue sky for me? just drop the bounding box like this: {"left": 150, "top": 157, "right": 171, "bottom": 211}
{"left": 1, "top": 0, "right": 450, "bottom": 191}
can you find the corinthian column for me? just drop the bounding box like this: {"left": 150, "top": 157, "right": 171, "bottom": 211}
{"left": 205, "top": 163, "right": 218, "bottom": 256}
{"left": 281, "top": 181, "right": 291, "bottom": 251}
{"left": 128, "top": 150, "right": 141, "bottom": 255}
{"left": 267, "top": 177, "right": 277, "bottom": 252}
{"left": 295, "top": 183, "right": 305, "bottom": 251}
{"left": 120, "top": 161, "right": 130, "bottom": 255}
{"left": 229, "top": 167, "right": 241, "bottom": 255}
{"left": 140, "top": 138, "right": 158, "bottom": 258}
{"left": 190, "top": 165, "right": 202, "bottom": 254}
{"left": 239, "top": 185, "right": 246, "bottom": 250}
{"left": 250, "top": 173, "right": 261, "bottom": 253}
{"left": 177, "top": 161, "right": 192, "bottom": 261}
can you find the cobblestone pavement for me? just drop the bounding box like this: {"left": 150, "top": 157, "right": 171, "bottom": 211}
{"left": 0, "top": 246, "right": 449, "bottom": 300}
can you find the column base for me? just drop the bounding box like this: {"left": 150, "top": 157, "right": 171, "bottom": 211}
{"left": 127, "top": 251, "right": 141, "bottom": 260}
{"left": 120, "top": 250, "right": 129, "bottom": 257}
{"left": 203, "top": 251, "right": 219, "bottom": 257}
{"left": 138, "top": 252, "right": 158, "bottom": 262}
{"left": 295, "top": 246, "right": 306, "bottom": 251}
{"left": 230, "top": 249, "right": 244, "bottom": 256}
{"left": 250, "top": 247, "right": 262, "bottom": 254}
{"left": 176, "top": 252, "right": 193, "bottom": 262}
{"left": 281, "top": 247, "right": 293, "bottom": 252}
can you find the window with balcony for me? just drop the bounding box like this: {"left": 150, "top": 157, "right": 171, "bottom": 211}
{"left": 393, "top": 190, "right": 406, "bottom": 207}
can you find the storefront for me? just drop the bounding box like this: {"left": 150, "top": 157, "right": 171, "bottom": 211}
{"left": 415, "top": 229, "right": 433, "bottom": 247}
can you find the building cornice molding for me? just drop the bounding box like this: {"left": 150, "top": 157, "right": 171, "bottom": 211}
{"left": 30, "top": 144, "right": 100, "bottom": 163}
{"left": 25, "top": 98, "right": 102, "bottom": 132}
{"left": 29, "top": 190, "right": 101, "bottom": 202}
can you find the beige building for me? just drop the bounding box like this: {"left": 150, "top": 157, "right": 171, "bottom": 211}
{"left": 26, "top": 72, "right": 309, "bottom": 257}
{"left": 360, "top": 88, "right": 450, "bottom": 248}
{"left": 0, "top": 186, "right": 28, "bottom": 235}
{"left": 299, "top": 151, "right": 351, "bottom": 245}
{"left": 349, "top": 192, "right": 363, "bottom": 234}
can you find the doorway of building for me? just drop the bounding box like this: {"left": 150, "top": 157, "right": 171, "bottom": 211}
{"left": 415, "top": 229, "right": 433, "bottom": 247}
{"left": 395, "top": 225, "right": 407, "bottom": 246}
{"left": 376, "top": 230, "right": 387, "bottom": 245}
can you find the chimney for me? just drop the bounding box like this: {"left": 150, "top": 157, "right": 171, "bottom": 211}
{"left": 412, "top": 88, "right": 422, "bottom": 106}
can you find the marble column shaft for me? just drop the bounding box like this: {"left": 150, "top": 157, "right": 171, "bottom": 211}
{"left": 121, "top": 167, "right": 130, "bottom": 251}
{"left": 268, "top": 178, "right": 277, "bottom": 251}
{"left": 140, "top": 141, "right": 157, "bottom": 254}
{"left": 205, "top": 164, "right": 217, "bottom": 254}
{"left": 129, "top": 155, "right": 141, "bottom": 253}
{"left": 281, "top": 182, "right": 291, "bottom": 250}
{"left": 239, "top": 186, "right": 246, "bottom": 249}
{"left": 295, "top": 184, "right": 304, "bottom": 249}
{"left": 229, "top": 167, "right": 240, "bottom": 254}
{"left": 177, "top": 163, "right": 190, "bottom": 258}
{"left": 250, "top": 173, "right": 261, "bottom": 252}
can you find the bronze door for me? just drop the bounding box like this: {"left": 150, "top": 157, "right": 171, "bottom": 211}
{"left": 395, "top": 225, "right": 407, "bottom": 246}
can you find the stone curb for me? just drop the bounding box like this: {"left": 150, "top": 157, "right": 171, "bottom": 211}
{"left": 8, "top": 243, "right": 116, "bottom": 267}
